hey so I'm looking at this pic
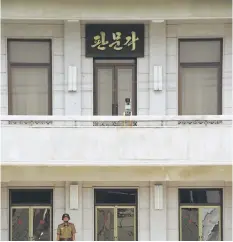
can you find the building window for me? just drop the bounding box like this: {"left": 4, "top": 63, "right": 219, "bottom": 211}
{"left": 178, "top": 39, "right": 222, "bottom": 115}
{"left": 179, "top": 189, "right": 223, "bottom": 241}
{"left": 8, "top": 40, "right": 52, "bottom": 115}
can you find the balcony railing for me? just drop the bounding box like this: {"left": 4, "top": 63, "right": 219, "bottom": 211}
{"left": 1, "top": 115, "right": 232, "bottom": 127}
{"left": 1, "top": 115, "right": 232, "bottom": 166}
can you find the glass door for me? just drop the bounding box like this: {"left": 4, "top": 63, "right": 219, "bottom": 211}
{"left": 201, "top": 207, "right": 221, "bottom": 241}
{"left": 11, "top": 206, "right": 52, "bottom": 241}
{"left": 116, "top": 206, "right": 136, "bottom": 241}
{"left": 180, "top": 206, "right": 221, "bottom": 241}
{"left": 11, "top": 207, "right": 30, "bottom": 241}
{"left": 31, "top": 207, "right": 51, "bottom": 241}
{"left": 96, "top": 67, "right": 115, "bottom": 115}
{"left": 95, "top": 206, "right": 136, "bottom": 241}
{"left": 115, "top": 67, "right": 135, "bottom": 115}
{"left": 94, "top": 60, "right": 136, "bottom": 116}
{"left": 96, "top": 206, "right": 115, "bottom": 241}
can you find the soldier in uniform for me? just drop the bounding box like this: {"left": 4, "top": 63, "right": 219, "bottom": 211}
{"left": 57, "top": 213, "right": 76, "bottom": 241}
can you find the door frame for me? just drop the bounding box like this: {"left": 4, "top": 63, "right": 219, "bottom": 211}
{"left": 9, "top": 189, "right": 53, "bottom": 241}
{"left": 95, "top": 205, "right": 137, "bottom": 241}
{"left": 94, "top": 188, "right": 138, "bottom": 241}
{"left": 179, "top": 205, "right": 221, "bottom": 241}
{"left": 93, "top": 59, "right": 137, "bottom": 115}
{"left": 10, "top": 206, "right": 52, "bottom": 241}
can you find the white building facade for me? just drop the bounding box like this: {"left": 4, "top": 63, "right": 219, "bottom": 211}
{"left": 1, "top": 0, "right": 232, "bottom": 241}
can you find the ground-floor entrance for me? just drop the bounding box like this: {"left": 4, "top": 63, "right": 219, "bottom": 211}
{"left": 9, "top": 189, "right": 53, "bottom": 241}
{"left": 94, "top": 188, "right": 138, "bottom": 241}
{"left": 179, "top": 188, "right": 223, "bottom": 241}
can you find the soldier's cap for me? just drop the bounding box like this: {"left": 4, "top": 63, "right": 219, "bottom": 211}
{"left": 62, "top": 213, "right": 70, "bottom": 220}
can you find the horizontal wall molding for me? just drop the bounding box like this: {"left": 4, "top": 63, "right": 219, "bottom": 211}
{"left": 2, "top": 0, "right": 231, "bottom": 20}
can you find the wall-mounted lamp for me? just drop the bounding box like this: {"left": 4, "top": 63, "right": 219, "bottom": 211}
{"left": 154, "top": 184, "right": 164, "bottom": 210}
{"left": 153, "top": 65, "right": 163, "bottom": 91}
{"left": 67, "top": 20, "right": 80, "bottom": 23}
{"left": 69, "top": 184, "right": 79, "bottom": 210}
{"left": 68, "top": 66, "right": 77, "bottom": 92}
{"left": 151, "top": 20, "right": 165, "bottom": 23}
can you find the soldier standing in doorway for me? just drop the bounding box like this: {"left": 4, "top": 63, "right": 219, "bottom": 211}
{"left": 57, "top": 213, "right": 76, "bottom": 241}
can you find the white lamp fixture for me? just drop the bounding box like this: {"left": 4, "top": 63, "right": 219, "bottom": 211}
{"left": 69, "top": 184, "right": 79, "bottom": 210}
{"left": 68, "top": 66, "right": 77, "bottom": 92}
{"left": 154, "top": 184, "right": 164, "bottom": 210}
{"left": 151, "top": 20, "right": 165, "bottom": 23}
{"left": 67, "top": 20, "right": 80, "bottom": 23}
{"left": 153, "top": 65, "right": 163, "bottom": 91}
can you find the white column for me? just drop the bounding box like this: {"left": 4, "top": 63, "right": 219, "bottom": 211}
{"left": 149, "top": 181, "right": 167, "bottom": 241}
{"left": 65, "top": 182, "right": 83, "bottom": 241}
{"left": 138, "top": 187, "right": 150, "bottom": 240}
{"left": 223, "top": 182, "right": 232, "bottom": 240}
{"left": 1, "top": 184, "right": 9, "bottom": 241}
{"left": 53, "top": 185, "right": 65, "bottom": 240}
{"left": 82, "top": 187, "right": 94, "bottom": 240}
{"left": 149, "top": 21, "right": 167, "bottom": 115}
{"left": 64, "top": 21, "right": 82, "bottom": 115}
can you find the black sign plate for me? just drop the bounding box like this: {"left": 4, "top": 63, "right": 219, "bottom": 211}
{"left": 85, "top": 24, "right": 144, "bottom": 58}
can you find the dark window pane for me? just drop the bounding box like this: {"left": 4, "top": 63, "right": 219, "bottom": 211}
{"left": 179, "top": 189, "right": 221, "bottom": 204}
{"left": 10, "top": 190, "right": 52, "bottom": 205}
{"left": 95, "top": 189, "right": 137, "bottom": 204}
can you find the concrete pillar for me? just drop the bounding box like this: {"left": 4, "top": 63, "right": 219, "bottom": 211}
{"left": 53, "top": 185, "right": 65, "bottom": 240}
{"left": 82, "top": 187, "right": 94, "bottom": 240}
{"left": 138, "top": 186, "right": 150, "bottom": 240}
{"left": 149, "top": 181, "right": 167, "bottom": 240}
{"left": 65, "top": 182, "right": 83, "bottom": 241}
{"left": 64, "top": 21, "right": 82, "bottom": 115}
{"left": 149, "top": 21, "right": 167, "bottom": 115}
{"left": 223, "top": 182, "right": 232, "bottom": 240}
{"left": 1, "top": 183, "right": 9, "bottom": 240}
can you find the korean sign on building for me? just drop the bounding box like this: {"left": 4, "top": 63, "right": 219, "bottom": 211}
{"left": 85, "top": 24, "right": 144, "bottom": 57}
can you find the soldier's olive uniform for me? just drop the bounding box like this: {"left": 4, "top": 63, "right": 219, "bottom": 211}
{"left": 57, "top": 222, "right": 76, "bottom": 241}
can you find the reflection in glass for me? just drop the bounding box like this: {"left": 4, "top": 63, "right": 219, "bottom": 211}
{"left": 179, "top": 189, "right": 221, "bottom": 204}
{"left": 117, "top": 208, "right": 135, "bottom": 241}
{"left": 95, "top": 189, "right": 137, "bottom": 204}
{"left": 181, "top": 208, "right": 199, "bottom": 241}
{"left": 11, "top": 190, "right": 52, "bottom": 204}
{"left": 11, "top": 208, "right": 29, "bottom": 241}
{"left": 202, "top": 208, "right": 220, "bottom": 241}
{"left": 96, "top": 208, "right": 114, "bottom": 241}
{"left": 32, "top": 208, "right": 51, "bottom": 241}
